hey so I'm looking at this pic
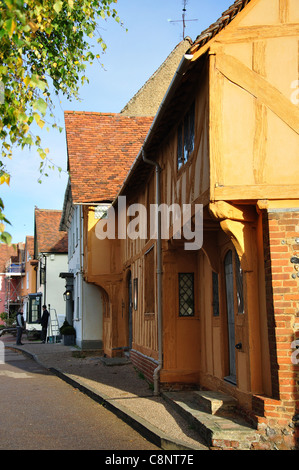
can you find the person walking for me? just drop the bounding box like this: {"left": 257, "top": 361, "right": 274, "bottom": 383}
{"left": 16, "top": 309, "right": 25, "bottom": 345}
{"left": 40, "top": 305, "right": 50, "bottom": 344}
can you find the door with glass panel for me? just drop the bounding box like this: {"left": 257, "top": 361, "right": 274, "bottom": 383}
{"left": 224, "top": 248, "right": 244, "bottom": 385}
{"left": 224, "top": 251, "right": 236, "bottom": 383}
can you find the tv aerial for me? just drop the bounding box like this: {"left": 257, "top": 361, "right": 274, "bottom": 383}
{"left": 168, "top": 0, "right": 198, "bottom": 39}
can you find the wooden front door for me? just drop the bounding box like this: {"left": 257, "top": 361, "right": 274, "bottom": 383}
{"left": 224, "top": 250, "right": 237, "bottom": 384}
{"left": 128, "top": 271, "right": 133, "bottom": 350}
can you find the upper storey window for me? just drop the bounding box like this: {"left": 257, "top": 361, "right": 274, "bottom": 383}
{"left": 177, "top": 101, "right": 195, "bottom": 170}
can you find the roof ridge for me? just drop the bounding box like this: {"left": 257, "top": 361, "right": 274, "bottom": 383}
{"left": 64, "top": 111, "right": 153, "bottom": 120}
{"left": 189, "top": 0, "right": 252, "bottom": 54}
{"left": 35, "top": 208, "right": 62, "bottom": 213}
{"left": 64, "top": 111, "right": 118, "bottom": 116}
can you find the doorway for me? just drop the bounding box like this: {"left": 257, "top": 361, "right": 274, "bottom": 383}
{"left": 224, "top": 250, "right": 237, "bottom": 384}
{"left": 128, "top": 271, "right": 133, "bottom": 350}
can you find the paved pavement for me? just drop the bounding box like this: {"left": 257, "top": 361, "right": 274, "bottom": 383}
{"left": 2, "top": 335, "right": 208, "bottom": 451}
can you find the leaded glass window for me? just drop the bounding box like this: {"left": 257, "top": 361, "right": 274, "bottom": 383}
{"left": 179, "top": 273, "right": 194, "bottom": 316}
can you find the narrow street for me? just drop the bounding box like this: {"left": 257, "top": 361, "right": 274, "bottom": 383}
{"left": 0, "top": 347, "right": 159, "bottom": 451}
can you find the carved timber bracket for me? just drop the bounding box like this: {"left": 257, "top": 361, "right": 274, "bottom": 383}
{"left": 209, "top": 202, "right": 257, "bottom": 272}
{"left": 220, "top": 219, "right": 251, "bottom": 272}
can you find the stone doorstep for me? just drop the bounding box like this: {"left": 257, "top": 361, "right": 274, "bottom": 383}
{"left": 163, "top": 391, "right": 260, "bottom": 450}
{"left": 100, "top": 356, "right": 131, "bottom": 366}
{"left": 193, "top": 390, "right": 238, "bottom": 415}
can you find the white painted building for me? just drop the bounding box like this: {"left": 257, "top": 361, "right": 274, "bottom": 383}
{"left": 60, "top": 183, "right": 103, "bottom": 350}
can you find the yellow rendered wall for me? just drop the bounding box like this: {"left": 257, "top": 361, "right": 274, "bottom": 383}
{"left": 210, "top": 0, "right": 299, "bottom": 198}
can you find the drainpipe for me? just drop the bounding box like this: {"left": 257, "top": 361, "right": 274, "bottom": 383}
{"left": 80, "top": 205, "right": 84, "bottom": 343}
{"left": 142, "top": 148, "right": 162, "bottom": 396}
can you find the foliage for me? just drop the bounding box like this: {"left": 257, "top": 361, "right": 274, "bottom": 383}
{"left": 0, "top": 311, "right": 16, "bottom": 326}
{"left": 0, "top": 196, "right": 12, "bottom": 244}
{"left": 0, "top": 0, "right": 121, "bottom": 242}
{"left": 0, "top": 312, "right": 7, "bottom": 321}
{"left": 26, "top": 328, "right": 41, "bottom": 341}
{"left": 60, "top": 319, "right": 76, "bottom": 335}
{"left": 62, "top": 325, "right": 76, "bottom": 336}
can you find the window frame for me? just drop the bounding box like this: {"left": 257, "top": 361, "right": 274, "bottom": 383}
{"left": 178, "top": 272, "right": 195, "bottom": 317}
{"left": 177, "top": 101, "right": 195, "bottom": 170}
{"left": 28, "top": 294, "right": 42, "bottom": 324}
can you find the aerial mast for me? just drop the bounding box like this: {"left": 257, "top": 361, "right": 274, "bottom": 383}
{"left": 168, "top": 0, "right": 198, "bottom": 39}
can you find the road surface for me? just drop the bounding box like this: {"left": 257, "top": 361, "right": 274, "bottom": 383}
{"left": 0, "top": 347, "right": 159, "bottom": 451}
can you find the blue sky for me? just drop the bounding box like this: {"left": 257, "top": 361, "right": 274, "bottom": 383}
{"left": 2, "top": 0, "right": 233, "bottom": 244}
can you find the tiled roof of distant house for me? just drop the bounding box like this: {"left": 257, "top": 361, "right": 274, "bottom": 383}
{"left": 35, "top": 209, "right": 68, "bottom": 255}
{"left": 64, "top": 112, "right": 153, "bottom": 204}
{"left": 0, "top": 244, "right": 17, "bottom": 273}
{"left": 25, "top": 236, "right": 34, "bottom": 258}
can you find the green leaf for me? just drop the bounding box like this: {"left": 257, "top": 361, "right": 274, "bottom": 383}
{"left": 37, "top": 119, "right": 45, "bottom": 129}
{"left": 33, "top": 98, "right": 48, "bottom": 115}
{"left": 4, "top": 18, "right": 16, "bottom": 37}
{"left": 18, "top": 112, "right": 28, "bottom": 123}
{"left": 0, "top": 231, "right": 12, "bottom": 245}
{"left": 54, "top": 1, "right": 63, "bottom": 14}
{"left": 37, "top": 148, "right": 46, "bottom": 159}
{"left": 30, "top": 75, "right": 47, "bottom": 92}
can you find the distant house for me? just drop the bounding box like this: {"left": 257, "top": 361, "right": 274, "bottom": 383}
{"left": 60, "top": 113, "right": 153, "bottom": 349}
{"left": 21, "top": 235, "right": 37, "bottom": 325}
{"left": 0, "top": 243, "right": 19, "bottom": 322}
{"left": 24, "top": 208, "right": 68, "bottom": 333}
{"left": 3, "top": 243, "right": 25, "bottom": 318}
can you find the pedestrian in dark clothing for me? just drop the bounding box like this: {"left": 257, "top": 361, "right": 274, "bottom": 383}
{"left": 40, "top": 305, "right": 50, "bottom": 343}
{"left": 16, "top": 310, "right": 25, "bottom": 345}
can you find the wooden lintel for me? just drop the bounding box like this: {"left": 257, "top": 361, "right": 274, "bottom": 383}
{"left": 215, "top": 24, "right": 299, "bottom": 44}
{"left": 214, "top": 184, "right": 299, "bottom": 201}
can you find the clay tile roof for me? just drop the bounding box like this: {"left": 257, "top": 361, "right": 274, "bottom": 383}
{"left": 0, "top": 244, "right": 17, "bottom": 273}
{"left": 25, "top": 236, "right": 34, "bottom": 258}
{"left": 188, "top": 0, "right": 252, "bottom": 54}
{"left": 35, "top": 208, "right": 68, "bottom": 254}
{"left": 64, "top": 111, "right": 153, "bottom": 204}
